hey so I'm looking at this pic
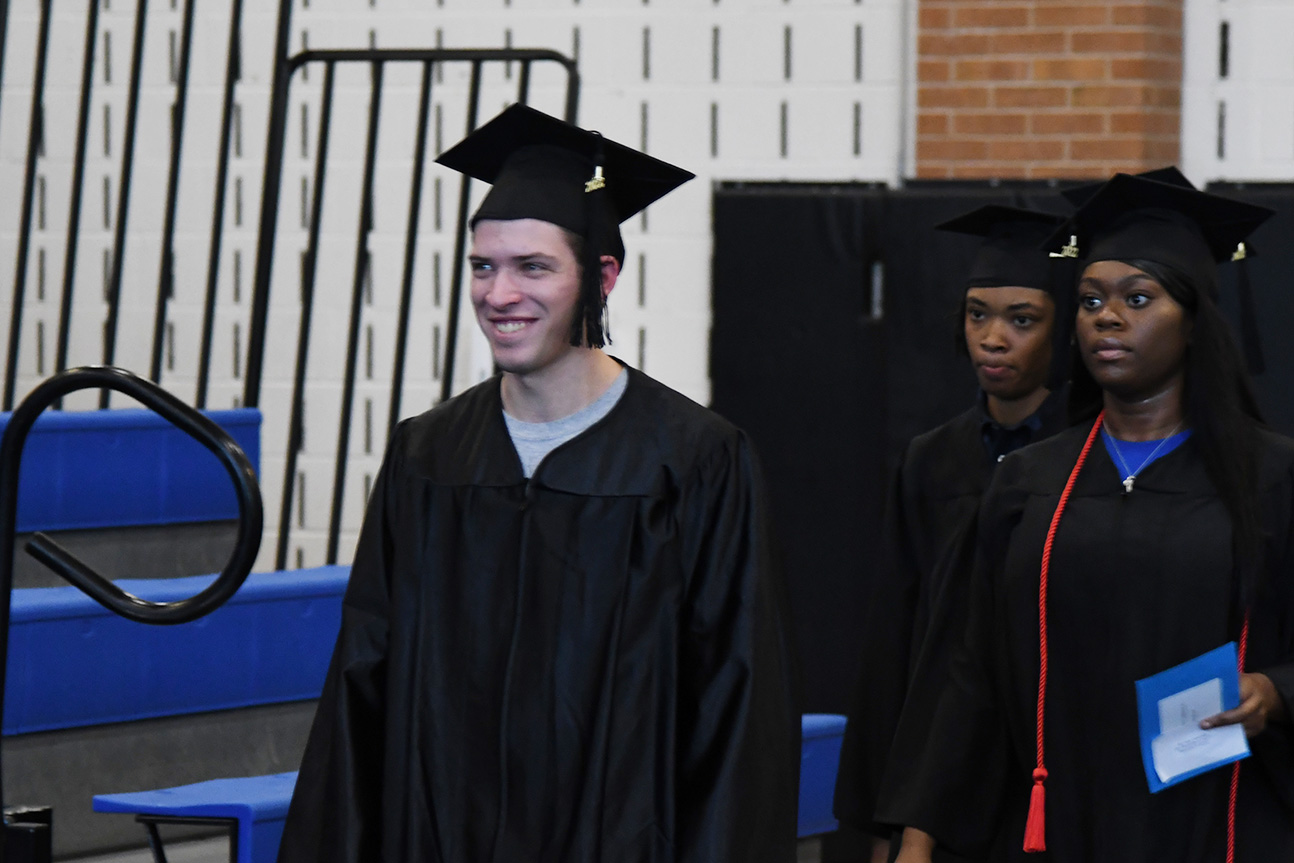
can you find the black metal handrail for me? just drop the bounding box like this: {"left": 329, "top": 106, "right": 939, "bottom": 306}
{"left": 243, "top": 37, "right": 580, "bottom": 570}
{"left": 0, "top": 366, "right": 264, "bottom": 823}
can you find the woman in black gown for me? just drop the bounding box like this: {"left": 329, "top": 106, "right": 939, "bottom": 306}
{"left": 879, "top": 172, "right": 1294, "bottom": 863}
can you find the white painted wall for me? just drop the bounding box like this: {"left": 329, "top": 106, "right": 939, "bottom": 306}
{"left": 0, "top": 0, "right": 907, "bottom": 569}
{"left": 1183, "top": 0, "right": 1294, "bottom": 183}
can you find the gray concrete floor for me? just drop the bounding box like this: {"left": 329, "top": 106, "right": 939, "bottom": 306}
{"left": 65, "top": 836, "right": 229, "bottom": 863}
{"left": 70, "top": 835, "right": 824, "bottom": 862}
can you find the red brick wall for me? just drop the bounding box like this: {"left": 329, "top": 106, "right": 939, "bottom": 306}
{"left": 917, "top": 1, "right": 1183, "bottom": 179}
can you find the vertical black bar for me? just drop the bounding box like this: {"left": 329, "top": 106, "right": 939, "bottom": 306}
{"left": 275, "top": 61, "right": 334, "bottom": 572}
{"left": 326, "top": 61, "right": 384, "bottom": 565}
{"left": 196, "top": 0, "right": 244, "bottom": 407}
{"left": 1219, "top": 21, "right": 1230, "bottom": 80}
{"left": 517, "top": 59, "right": 530, "bottom": 104}
{"left": 55, "top": 1, "right": 101, "bottom": 392}
{"left": 4, "top": 2, "right": 52, "bottom": 410}
{"left": 563, "top": 61, "right": 580, "bottom": 123}
{"left": 0, "top": 0, "right": 10, "bottom": 134}
{"left": 100, "top": 0, "right": 150, "bottom": 408}
{"left": 438, "top": 61, "right": 482, "bottom": 405}
{"left": 149, "top": 0, "right": 197, "bottom": 383}
{"left": 244, "top": 0, "right": 296, "bottom": 407}
{"left": 388, "top": 61, "right": 433, "bottom": 437}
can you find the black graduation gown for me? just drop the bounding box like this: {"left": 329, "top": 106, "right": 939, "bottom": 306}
{"left": 277, "top": 366, "right": 799, "bottom": 863}
{"left": 877, "top": 423, "right": 1294, "bottom": 862}
{"left": 833, "top": 392, "right": 1070, "bottom": 845}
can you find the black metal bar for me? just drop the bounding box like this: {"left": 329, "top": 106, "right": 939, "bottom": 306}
{"left": 3, "top": 1, "right": 52, "bottom": 411}
{"left": 0, "top": 365, "right": 263, "bottom": 821}
{"left": 142, "top": 821, "right": 169, "bottom": 863}
{"left": 388, "top": 61, "right": 433, "bottom": 438}
{"left": 518, "top": 60, "right": 533, "bottom": 105}
{"left": 563, "top": 63, "right": 581, "bottom": 123}
{"left": 439, "top": 60, "right": 482, "bottom": 405}
{"left": 149, "top": 0, "right": 197, "bottom": 384}
{"left": 287, "top": 47, "right": 577, "bottom": 72}
{"left": 54, "top": 1, "right": 101, "bottom": 393}
{"left": 326, "top": 62, "right": 384, "bottom": 566}
{"left": 246, "top": 45, "right": 576, "bottom": 417}
{"left": 196, "top": 0, "right": 244, "bottom": 409}
{"left": 243, "top": 0, "right": 295, "bottom": 408}
{"left": 275, "top": 61, "right": 335, "bottom": 572}
{"left": 135, "top": 815, "right": 240, "bottom": 863}
{"left": 0, "top": 0, "right": 11, "bottom": 144}
{"left": 100, "top": 0, "right": 150, "bottom": 408}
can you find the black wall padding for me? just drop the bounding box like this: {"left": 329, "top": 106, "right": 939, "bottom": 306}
{"left": 711, "top": 179, "right": 1294, "bottom": 716}
{"left": 709, "top": 181, "right": 1063, "bottom": 712}
{"left": 1208, "top": 183, "right": 1294, "bottom": 437}
{"left": 710, "top": 185, "right": 886, "bottom": 713}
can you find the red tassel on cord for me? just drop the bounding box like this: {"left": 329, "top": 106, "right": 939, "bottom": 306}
{"left": 1023, "top": 767, "right": 1048, "bottom": 852}
{"left": 1025, "top": 413, "right": 1103, "bottom": 855}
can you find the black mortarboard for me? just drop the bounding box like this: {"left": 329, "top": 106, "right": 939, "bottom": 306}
{"left": 936, "top": 204, "right": 1067, "bottom": 291}
{"left": 436, "top": 104, "right": 695, "bottom": 348}
{"left": 1045, "top": 170, "right": 1275, "bottom": 372}
{"left": 1044, "top": 171, "right": 1273, "bottom": 275}
{"left": 1059, "top": 166, "right": 1195, "bottom": 209}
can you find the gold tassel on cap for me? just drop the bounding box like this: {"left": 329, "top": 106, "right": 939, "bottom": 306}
{"left": 1048, "top": 235, "right": 1079, "bottom": 259}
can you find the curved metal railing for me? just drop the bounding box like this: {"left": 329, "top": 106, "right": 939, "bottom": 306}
{"left": 0, "top": 366, "right": 264, "bottom": 838}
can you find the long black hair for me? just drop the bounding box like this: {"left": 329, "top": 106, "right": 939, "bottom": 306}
{"left": 1068, "top": 257, "right": 1267, "bottom": 604}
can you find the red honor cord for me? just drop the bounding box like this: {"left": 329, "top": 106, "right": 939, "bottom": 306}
{"left": 1025, "top": 411, "right": 1105, "bottom": 853}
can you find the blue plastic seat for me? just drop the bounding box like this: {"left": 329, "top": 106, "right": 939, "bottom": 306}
{"left": 93, "top": 772, "right": 298, "bottom": 863}
{"left": 799, "top": 713, "right": 847, "bottom": 837}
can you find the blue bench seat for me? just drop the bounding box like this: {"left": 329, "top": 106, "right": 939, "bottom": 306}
{"left": 798, "top": 712, "right": 847, "bottom": 838}
{"left": 0, "top": 407, "right": 260, "bottom": 533}
{"left": 4, "top": 567, "right": 348, "bottom": 736}
{"left": 94, "top": 772, "right": 298, "bottom": 863}
{"left": 95, "top": 715, "right": 848, "bottom": 863}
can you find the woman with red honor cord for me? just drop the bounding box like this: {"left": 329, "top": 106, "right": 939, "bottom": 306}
{"left": 879, "top": 171, "right": 1294, "bottom": 863}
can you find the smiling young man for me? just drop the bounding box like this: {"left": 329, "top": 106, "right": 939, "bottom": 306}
{"left": 834, "top": 205, "right": 1072, "bottom": 862}
{"left": 277, "top": 104, "right": 798, "bottom": 863}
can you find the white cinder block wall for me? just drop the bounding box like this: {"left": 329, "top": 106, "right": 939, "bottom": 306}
{"left": 0, "top": 0, "right": 908, "bottom": 570}
{"left": 1182, "top": 0, "right": 1294, "bottom": 182}
{"left": 0, "top": 1, "right": 1287, "bottom": 569}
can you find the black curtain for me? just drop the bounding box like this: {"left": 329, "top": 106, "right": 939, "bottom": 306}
{"left": 711, "top": 180, "right": 1294, "bottom": 714}
{"left": 708, "top": 181, "right": 1060, "bottom": 712}
{"left": 1208, "top": 183, "right": 1294, "bottom": 436}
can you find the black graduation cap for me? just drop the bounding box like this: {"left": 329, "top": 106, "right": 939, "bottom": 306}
{"left": 938, "top": 205, "right": 1073, "bottom": 388}
{"left": 1046, "top": 171, "right": 1275, "bottom": 372}
{"left": 936, "top": 204, "right": 1066, "bottom": 291}
{"left": 1044, "top": 171, "right": 1273, "bottom": 274}
{"left": 436, "top": 104, "right": 695, "bottom": 348}
{"left": 1059, "top": 166, "right": 1195, "bottom": 209}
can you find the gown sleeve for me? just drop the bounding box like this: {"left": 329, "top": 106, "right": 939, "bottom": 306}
{"left": 277, "top": 426, "right": 403, "bottom": 863}
{"left": 833, "top": 457, "right": 920, "bottom": 836}
{"left": 874, "top": 482, "right": 1016, "bottom": 858}
{"left": 674, "top": 431, "right": 799, "bottom": 863}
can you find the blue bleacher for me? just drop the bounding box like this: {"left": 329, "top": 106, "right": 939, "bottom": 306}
{"left": 799, "top": 713, "right": 847, "bottom": 838}
{"left": 0, "top": 408, "right": 260, "bottom": 533}
{"left": 94, "top": 773, "right": 298, "bottom": 863}
{"left": 5, "top": 569, "right": 347, "bottom": 736}
{"left": 2, "top": 406, "right": 849, "bottom": 860}
{"left": 92, "top": 713, "right": 848, "bottom": 863}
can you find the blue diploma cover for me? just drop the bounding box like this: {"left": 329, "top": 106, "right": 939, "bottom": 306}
{"left": 1134, "top": 642, "right": 1250, "bottom": 793}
